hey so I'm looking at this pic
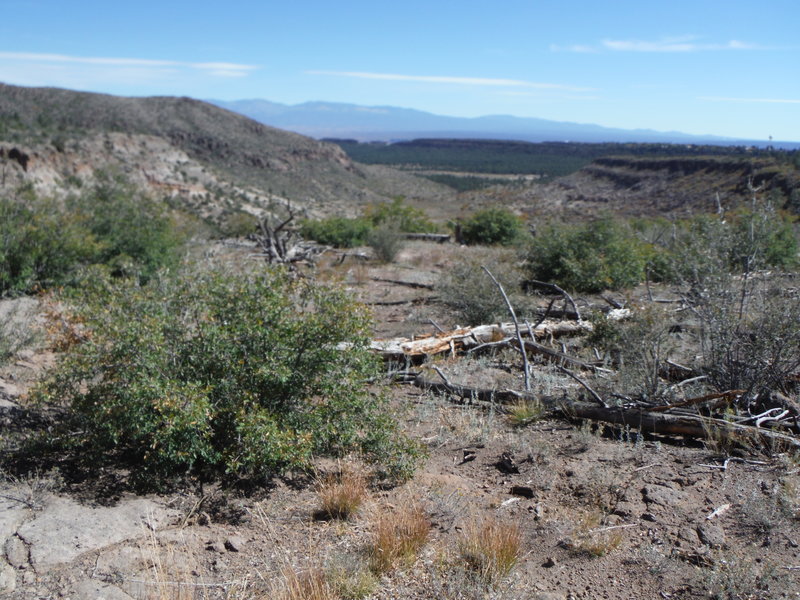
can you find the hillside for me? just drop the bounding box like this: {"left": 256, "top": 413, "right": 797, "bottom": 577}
{"left": 0, "top": 83, "right": 451, "bottom": 221}
{"left": 504, "top": 154, "right": 800, "bottom": 219}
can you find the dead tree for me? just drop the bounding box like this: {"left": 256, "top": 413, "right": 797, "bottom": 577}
{"left": 251, "top": 203, "right": 325, "bottom": 268}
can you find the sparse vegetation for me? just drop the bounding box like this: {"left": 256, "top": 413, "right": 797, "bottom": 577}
{"left": 369, "top": 501, "right": 430, "bottom": 574}
{"left": 458, "top": 517, "right": 522, "bottom": 584}
{"left": 315, "top": 465, "right": 368, "bottom": 521}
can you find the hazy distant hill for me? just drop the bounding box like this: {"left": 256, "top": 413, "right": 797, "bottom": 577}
{"left": 0, "top": 83, "right": 451, "bottom": 219}
{"left": 209, "top": 99, "right": 799, "bottom": 148}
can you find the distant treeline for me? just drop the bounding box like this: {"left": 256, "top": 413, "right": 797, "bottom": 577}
{"left": 326, "top": 138, "right": 799, "bottom": 183}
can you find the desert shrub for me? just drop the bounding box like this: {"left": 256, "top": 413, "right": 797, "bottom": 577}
{"left": 695, "top": 279, "right": 800, "bottom": 403}
{"left": 0, "top": 179, "right": 183, "bottom": 295}
{"left": 525, "top": 218, "right": 650, "bottom": 292}
{"left": 367, "top": 222, "right": 405, "bottom": 263}
{"left": 35, "top": 267, "right": 418, "bottom": 489}
{"left": 300, "top": 216, "right": 371, "bottom": 248}
{"left": 364, "top": 196, "right": 437, "bottom": 233}
{"left": 69, "top": 175, "right": 184, "bottom": 281}
{"left": 459, "top": 207, "right": 527, "bottom": 246}
{"left": 0, "top": 194, "right": 102, "bottom": 295}
{"left": 220, "top": 210, "right": 258, "bottom": 237}
{"left": 438, "top": 252, "right": 532, "bottom": 326}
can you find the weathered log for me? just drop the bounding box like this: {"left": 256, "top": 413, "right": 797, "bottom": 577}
{"left": 402, "top": 233, "right": 451, "bottom": 243}
{"left": 411, "top": 374, "right": 800, "bottom": 451}
{"left": 366, "top": 321, "right": 591, "bottom": 360}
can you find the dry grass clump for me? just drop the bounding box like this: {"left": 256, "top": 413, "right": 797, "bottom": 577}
{"left": 507, "top": 397, "right": 544, "bottom": 427}
{"left": 458, "top": 517, "right": 522, "bottom": 584}
{"left": 369, "top": 501, "right": 430, "bottom": 574}
{"left": 277, "top": 566, "right": 336, "bottom": 600}
{"left": 315, "top": 466, "right": 368, "bottom": 521}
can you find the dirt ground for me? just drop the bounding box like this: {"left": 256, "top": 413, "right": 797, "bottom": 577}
{"left": 1, "top": 241, "right": 799, "bottom": 600}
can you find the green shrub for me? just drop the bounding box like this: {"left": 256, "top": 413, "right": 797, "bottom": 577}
{"left": 69, "top": 174, "right": 184, "bottom": 281}
{"left": 367, "top": 222, "right": 405, "bottom": 263}
{"left": 459, "top": 208, "right": 526, "bottom": 246}
{"left": 300, "top": 216, "right": 372, "bottom": 248}
{"left": 0, "top": 194, "right": 101, "bottom": 295}
{"left": 364, "top": 197, "right": 437, "bottom": 233}
{"left": 525, "top": 218, "right": 649, "bottom": 292}
{"left": 0, "top": 178, "right": 183, "bottom": 295}
{"left": 36, "top": 267, "right": 418, "bottom": 489}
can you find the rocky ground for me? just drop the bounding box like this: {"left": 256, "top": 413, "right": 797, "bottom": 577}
{"left": 1, "top": 241, "right": 799, "bottom": 600}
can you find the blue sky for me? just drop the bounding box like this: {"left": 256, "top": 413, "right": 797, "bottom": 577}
{"left": 1, "top": 0, "right": 798, "bottom": 141}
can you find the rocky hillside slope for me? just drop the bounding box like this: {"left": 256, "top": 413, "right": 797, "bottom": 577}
{"left": 0, "top": 83, "right": 450, "bottom": 221}
{"left": 479, "top": 154, "right": 800, "bottom": 220}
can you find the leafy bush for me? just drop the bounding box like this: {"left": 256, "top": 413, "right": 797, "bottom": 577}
{"left": 367, "top": 222, "right": 405, "bottom": 263}
{"left": 459, "top": 207, "right": 527, "bottom": 246}
{"left": 0, "top": 178, "right": 183, "bottom": 295}
{"left": 525, "top": 218, "right": 650, "bottom": 292}
{"left": 363, "top": 197, "right": 437, "bottom": 233}
{"left": 300, "top": 216, "right": 371, "bottom": 248}
{"left": 69, "top": 174, "right": 184, "bottom": 281}
{"left": 37, "top": 267, "right": 418, "bottom": 489}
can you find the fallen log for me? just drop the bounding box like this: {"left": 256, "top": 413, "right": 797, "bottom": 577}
{"left": 411, "top": 373, "right": 800, "bottom": 452}
{"left": 366, "top": 321, "right": 591, "bottom": 360}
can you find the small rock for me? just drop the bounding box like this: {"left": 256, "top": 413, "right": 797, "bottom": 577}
{"left": 534, "top": 594, "right": 564, "bottom": 600}
{"left": 542, "top": 557, "right": 557, "bottom": 568}
{"left": 510, "top": 486, "right": 534, "bottom": 499}
{"left": 697, "top": 523, "right": 726, "bottom": 549}
{"left": 5, "top": 535, "right": 29, "bottom": 569}
{"left": 22, "top": 570, "right": 35, "bottom": 584}
{"left": 224, "top": 536, "right": 245, "bottom": 553}
{"left": 0, "top": 562, "right": 16, "bottom": 593}
{"left": 206, "top": 541, "right": 226, "bottom": 553}
{"left": 642, "top": 484, "right": 687, "bottom": 508}
{"left": 642, "top": 512, "right": 657, "bottom": 522}
{"left": 678, "top": 527, "right": 700, "bottom": 545}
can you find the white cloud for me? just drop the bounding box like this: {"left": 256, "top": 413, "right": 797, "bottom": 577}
{"left": 0, "top": 51, "right": 258, "bottom": 77}
{"left": 700, "top": 96, "right": 800, "bottom": 104}
{"left": 552, "top": 36, "right": 763, "bottom": 54}
{"left": 306, "top": 70, "right": 594, "bottom": 92}
{"left": 602, "top": 37, "right": 762, "bottom": 52}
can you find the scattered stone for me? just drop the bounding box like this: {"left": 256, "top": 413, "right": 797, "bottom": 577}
{"left": 697, "top": 523, "right": 726, "bottom": 549}
{"left": 642, "top": 484, "right": 687, "bottom": 508}
{"left": 72, "top": 580, "right": 135, "bottom": 600}
{"left": 22, "top": 570, "right": 35, "bottom": 584}
{"left": 460, "top": 449, "right": 477, "bottom": 464}
{"left": 0, "top": 561, "right": 16, "bottom": 594}
{"left": 642, "top": 513, "right": 657, "bottom": 522}
{"left": 206, "top": 541, "right": 226, "bottom": 553}
{"left": 510, "top": 486, "right": 534, "bottom": 499}
{"left": 224, "top": 535, "right": 245, "bottom": 552}
{"left": 5, "top": 535, "right": 29, "bottom": 568}
{"left": 495, "top": 451, "right": 520, "bottom": 474}
{"left": 533, "top": 593, "right": 564, "bottom": 600}
{"left": 678, "top": 527, "right": 700, "bottom": 546}
{"left": 542, "top": 556, "right": 557, "bottom": 568}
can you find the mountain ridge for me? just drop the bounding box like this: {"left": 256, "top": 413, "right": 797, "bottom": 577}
{"left": 209, "top": 98, "right": 800, "bottom": 148}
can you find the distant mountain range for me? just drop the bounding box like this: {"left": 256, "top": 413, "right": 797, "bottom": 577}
{"left": 209, "top": 99, "right": 799, "bottom": 149}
